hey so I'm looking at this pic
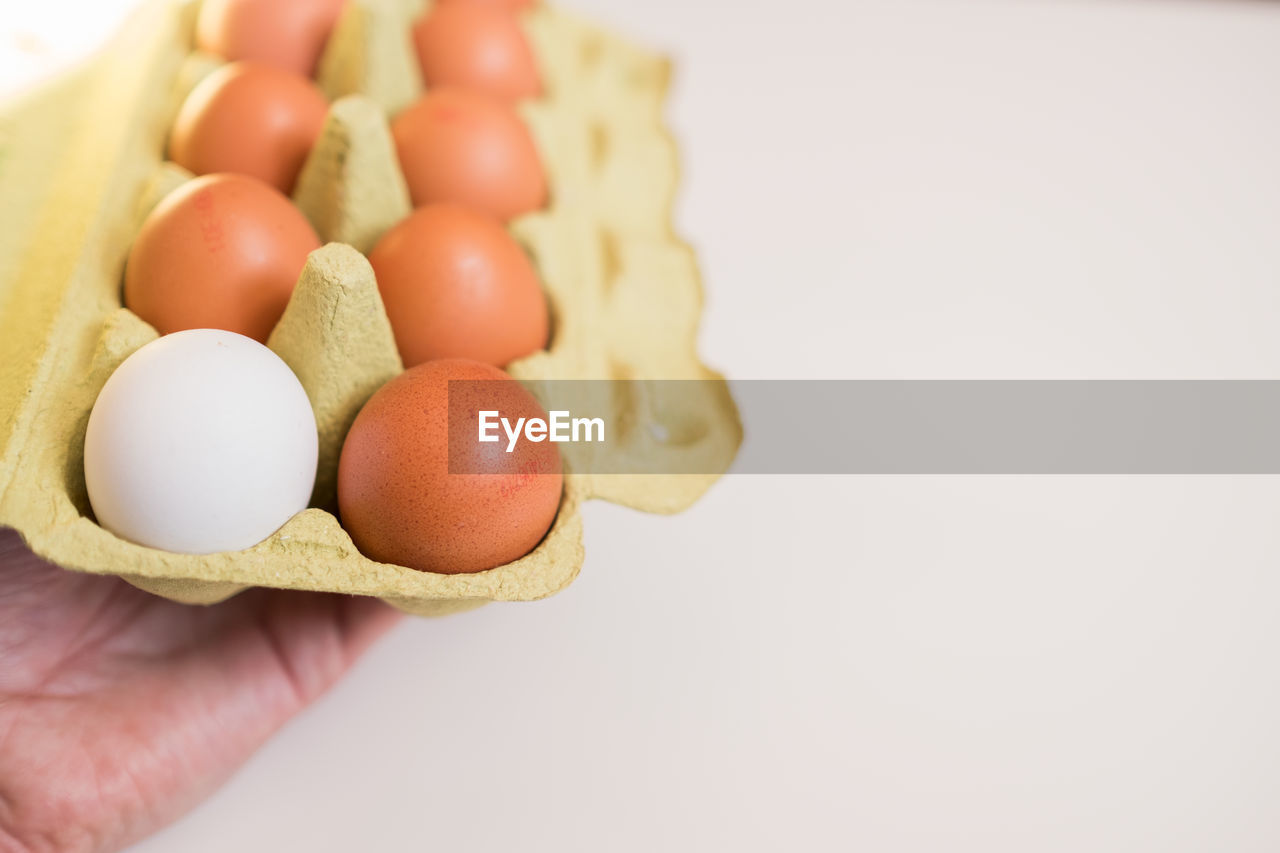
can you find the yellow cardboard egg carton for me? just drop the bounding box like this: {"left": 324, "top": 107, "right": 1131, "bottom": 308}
{"left": 0, "top": 0, "right": 741, "bottom": 617}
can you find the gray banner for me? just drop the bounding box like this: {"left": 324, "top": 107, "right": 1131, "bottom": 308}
{"left": 448, "top": 380, "right": 1280, "bottom": 474}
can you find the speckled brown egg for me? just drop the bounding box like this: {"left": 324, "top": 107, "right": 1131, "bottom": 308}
{"left": 391, "top": 88, "right": 547, "bottom": 221}
{"left": 337, "top": 359, "right": 563, "bottom": 574}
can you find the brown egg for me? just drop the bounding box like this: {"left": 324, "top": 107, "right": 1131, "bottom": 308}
{"left": 338, "top": 359, "right": 563, "bottom": 574}
{"left": 196, "top": 0, "right": 348, "bottom": 78}
{"left": 368, "top": 204, "right": 548, "bottom": 368}
{"left": 124, "top": 174, "right": 321, "bottom": 342}
{"left": 170, "top": 62, "right": 329, "bottom": 194}
{"left": 438, "top": 0, "right": 533, "bottom": 9}
{"left": 391, "top": 88, "right": 547, "bottom": 221}
{"left": 413, "top": 4, "right": 541, "bottom": 102}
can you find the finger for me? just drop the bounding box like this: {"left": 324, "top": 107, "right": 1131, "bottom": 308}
{"left": 333, "top": 594, "right": 405, "bottom": 661}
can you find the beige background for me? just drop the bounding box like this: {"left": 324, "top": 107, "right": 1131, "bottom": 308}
{"left": 10, "top": 0, "right": 1280, "bottom": 849}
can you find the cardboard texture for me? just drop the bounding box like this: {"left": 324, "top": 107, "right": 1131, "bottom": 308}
{"left": 0, "top": 0, "right": 741, "bottom": 615}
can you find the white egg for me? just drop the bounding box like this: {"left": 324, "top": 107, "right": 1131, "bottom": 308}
{"left": 83, "top": 328, "right": 318, "bottom": 554}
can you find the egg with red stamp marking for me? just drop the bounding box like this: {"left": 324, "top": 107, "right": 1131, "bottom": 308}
{"left": 124, "top": 173, "right": 321, "bottom": 342}
{"left": 337, "top": 359, "right": 563, "bottom": 574}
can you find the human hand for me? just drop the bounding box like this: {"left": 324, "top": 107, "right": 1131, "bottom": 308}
{"left": 0, "top": 528, "right": 402, "bottom": 853}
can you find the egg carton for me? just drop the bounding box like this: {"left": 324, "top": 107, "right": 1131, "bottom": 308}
{"left": 0, "top": 0, "right": 741, "bottom": 617}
